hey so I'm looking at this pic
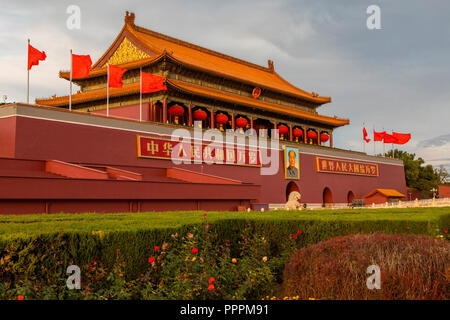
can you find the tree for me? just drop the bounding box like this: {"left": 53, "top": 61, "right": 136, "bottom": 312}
{"left": 383, "top": 149, "right": 439, "bottom": 198}
{"left": 435, "top": 165, "right": 449, "bottom": 185}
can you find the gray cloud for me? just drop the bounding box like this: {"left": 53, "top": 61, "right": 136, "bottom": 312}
{"left": 418, "top": 134, "right": 450, "bottom": 148}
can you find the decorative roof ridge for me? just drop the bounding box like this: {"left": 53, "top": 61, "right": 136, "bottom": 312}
{"left": 130, "top": 23, "right": 274, "bottom": 74}
{"left": 272, "top": 71, "right": 331, "bottom": 103}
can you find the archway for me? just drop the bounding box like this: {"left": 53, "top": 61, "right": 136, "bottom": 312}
{"left": 323, "top": 187, "right": 333, "bottom": 205}
{"left": 286, "top": 181, "right": 300, "bottom": 202}
{"left": 347, "top": 191, "right": 355, "bottom": 204}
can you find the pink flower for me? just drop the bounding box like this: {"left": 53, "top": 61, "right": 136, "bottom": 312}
{"left": 297, "top": 230, "right": 302, "bottom": 234}
{"left": 208, "top": 284, "right": 215, "bottom": 290}
{"left": 205, "top": 225, "right": 210, "bottom": 230}
{"left": 292, "top": 234, "right": 297, "bottom": 239}
{"left": 209, "top": 277, "right": 215, "bottom": 284}
{"left": 445, "top": 230, "right": 448, "bottom": 234}
{"left": 203, "top": 213, "right": 207, "bottom": 217}
{"left": 148, "top": 257, "right": 155, "bottom": 264}
{"left": 17, "top": 295, "right": 24, "bottom": 300}
{"left": 188, "top": 233, "right": 194, "bottom": 238}
{"left": 154, "top": 246, "right": 159, "bottom": 252}
{"left": 191, "top": 248, "right": 198, "bottom": 254}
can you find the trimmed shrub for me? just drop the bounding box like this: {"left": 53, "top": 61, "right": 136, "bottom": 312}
{"left": 282, "top": 233, "right": 449, "bottom": 300}
{"left": 0, "top": 209, "right": 448, "bottom": 299}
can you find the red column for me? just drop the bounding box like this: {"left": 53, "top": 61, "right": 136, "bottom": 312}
{"left": 303, "top": 128, "right": 307, "bottom": 143}
{"left": 210, "top": 109, "right": 215, "bottom": 129}
{"left": 162, "top": 98, "right": 167, "bottom": 123}
{"left": 188, "top": 104, "right": 192, "bottom": 126}
{"left": 149, "top": 101, "right": 153, "bottom": 121}
{"left": 317, "top": 130, "right": 320, "bottom": 145}
{"left": 330, "top": 131, "right": 333, "bottom": 148}
{"left": 273, "top": 122, "right": 278, "bottom": 139}
{"left": 289, "top": 124, "right": 293, "bottom": 141}
{"left": 231, "top": 112, "right": 235, "bottom": 130}
{"left": 250, "top": 116, "right": 254, "bottom": 135}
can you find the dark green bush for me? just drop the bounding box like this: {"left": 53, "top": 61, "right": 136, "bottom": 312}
{"left": 0, "top": 209, "right": 448, "bottom": 299}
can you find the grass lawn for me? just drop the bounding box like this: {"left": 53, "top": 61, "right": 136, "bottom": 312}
{"left": 1, "top": 206, "right": 448, "bottom": 242}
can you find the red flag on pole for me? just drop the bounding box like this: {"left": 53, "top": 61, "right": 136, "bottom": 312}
{"left": 72, "top": 54, "right": 92, "bottom": 79}
{"left": 392, "top": 132, "right": 411, "bottom": 144}
{"left": 373, "top": 130, "right": 386, "bottom": 142}
{"left": 108, "top": 65, "right": 127, "bottom": 88}
{"left": 383, "top": 133, "right": 398, "bottom": 144}
{"left": 363, "top": 127, "right": 371, "bottom": 143}
{"left": 141, "top": 72, "right": 167, "bottom": 93}
{"left": 28, "top": 44, "right": 46, "bottom": 70}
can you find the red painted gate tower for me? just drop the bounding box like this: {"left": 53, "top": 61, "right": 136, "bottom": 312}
{"left": 0, "top": 12, "right": 406, "bottom": 214}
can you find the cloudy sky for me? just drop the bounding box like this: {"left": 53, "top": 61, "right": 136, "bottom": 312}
{"left": 1, "top": 0, "right": 449, "bottom": 170}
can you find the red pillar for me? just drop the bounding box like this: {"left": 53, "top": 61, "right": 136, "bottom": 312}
{"left": 250, "top": 116, "right": 254, "bottom": 135}
{"left": 330, "top": 131, "right": 333, "bottom": 148}
{"left": 188, "top": 104, "right": 192, "bottom": 126}
{"left": 149, "top": 101, "right": 153, "bottom": 121}
{"left": 162, "top": 98, "right": 167, "bottom": 123}
{"left": 273, "top": 122, "right": 278, "bottom": 139}
{"left": 210, "top": 109, "right": 215, "bottom": 129}
{"left": 289, "top": 124, "right": 293, "bottom": 141}
{"left": 231, "top": 112, "right": 235, "bottom": 130}
{"left": 303, "top": 128, "right": 307, "bottom": 143}
{"left": 317, "top": 130, "right": 320, "bottom": 145}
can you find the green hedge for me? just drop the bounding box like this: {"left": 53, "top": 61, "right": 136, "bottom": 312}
{"left": 1, "top": 207, "right": 448, "bottom": 283}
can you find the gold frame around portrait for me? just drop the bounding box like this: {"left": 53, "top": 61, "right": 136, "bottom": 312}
{"left": 284, "top": 146, "right": 300, "bottom": 180}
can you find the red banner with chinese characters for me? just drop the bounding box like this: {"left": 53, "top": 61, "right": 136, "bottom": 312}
{"left": 137, "top": 135, "right": 261, "bottom": 167}
{"left": 316, "top": 156, "right": 379, "bottom": 177}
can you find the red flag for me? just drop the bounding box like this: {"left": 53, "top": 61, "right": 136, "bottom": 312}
{"left": 141, "top": 72, "right": 167, "bottom": 93}
{"left": 363, "top": 127, "right": 371, "bottom": 143}
{"left": 392, "top": 132, "right": 411, "bottom": 144}
{"left": 72, "top": 54, "right": 92, "bottom": 79}
{"left": 383, "top": 133, "right": 398, "bottom": 144}
{"left": 108, "top": 65, "right": 127, "bottom": 88}
{"left": 373, "top": 130, "right": 386, "bottom": 142}
{"left": 28, "top": 44, "right": 46, "bottom": 70}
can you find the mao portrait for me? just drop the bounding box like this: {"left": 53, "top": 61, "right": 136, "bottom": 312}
{"left": 284, "top": 147, "right": 300, "bottom": 180}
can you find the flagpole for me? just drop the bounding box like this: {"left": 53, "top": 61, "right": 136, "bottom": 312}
{"left": 106, "top": 63, "right": 109, "bottom": 117}
{"left": 140, "top": 67, "right": 142, "bottom": 122}
{"left": 373, "top": 126, "right": 375, "bottom": 155}
{"left": 69, "top": 50, "right": 72, "bottom": 111}
{"left": 27, "top": 39, "right": 30, "bottom": 104}
{"left": 362, "top": 122, "right": 366, "bottom": 153}
{"left": 382, "top": 127, "right": 385, "bottom": 156}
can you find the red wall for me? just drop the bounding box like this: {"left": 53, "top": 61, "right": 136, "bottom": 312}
{"left": 7, "top": 115, "right": 407, "bottom": 204}
{"left": 364, "top": 193, "right": 389, "bottom": 205}
{"left": 439, "top": 185, "right": 450, "bottom": 198}
{"left": 92, "top": 103, "right": 150, "bottom": 121}
{"left": 0, "top": 117, "right": 16, "bottom": 158}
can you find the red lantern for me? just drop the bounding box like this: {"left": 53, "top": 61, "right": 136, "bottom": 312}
{"left": 293, "top": 128, "right": 303, "bottom": 137}
{"left": 168, "top": 104, "right": 184, "bottom": 116}
{"left": 215, "top": 113, "right": 228, "bottom": 124}
{"left": 277, "top": 125, "right": 288, "bottom": 134}
{"left": 307, "top": 131, "right": 317, "bottom": 139}
{"left": 193, "top": 109, "right": 207, "bottom": 121}
{"left": 168, "top": 104, "right": 184, "bottom": 124}
{"left": 320, "top": 133, "right": 329, "bottom": 142}
{"left": 235, "top": 117, "right": 248, "bottom": 128}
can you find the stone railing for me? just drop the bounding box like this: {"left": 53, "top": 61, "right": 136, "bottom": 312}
{"left": 267, "top": 198, "right": 450, "bottom": 211}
